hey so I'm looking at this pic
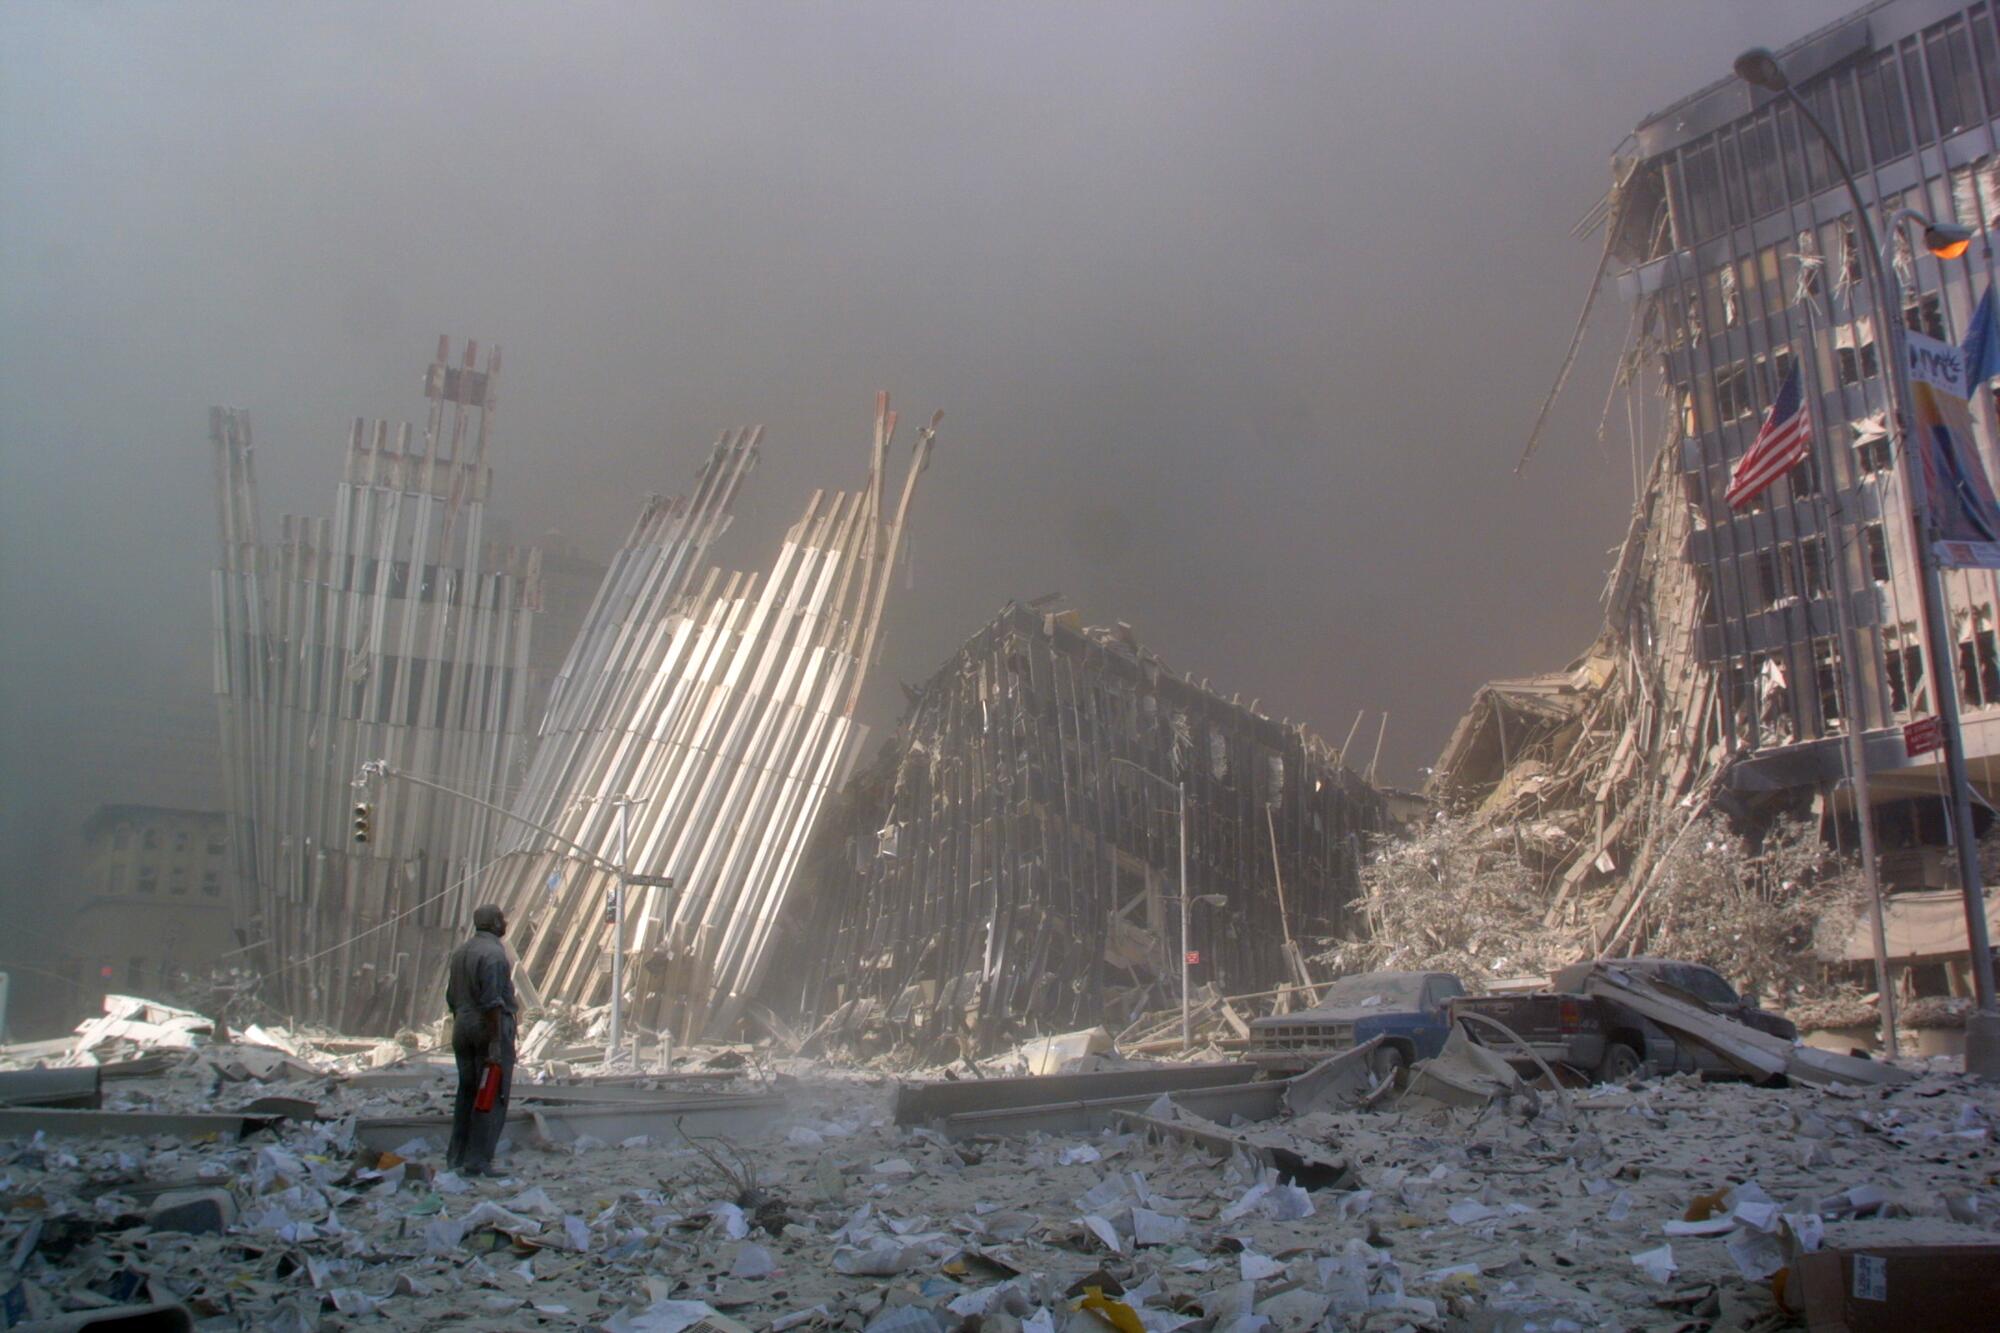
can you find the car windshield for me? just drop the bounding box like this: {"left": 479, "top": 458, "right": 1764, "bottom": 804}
{"left": 1312, "top": 974, "right": 1426, "bottom": 1009}
{"left": 1667, "top": 965, "right": 1740, "bottom": 1006}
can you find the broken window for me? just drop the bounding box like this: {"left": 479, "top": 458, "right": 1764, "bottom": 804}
{"left": 136, "top": 867, "right": 158, "bottom": 895}
{"left": 113, "top": 825, "right": 131, "bottom": 851}
{"left": 1904, "top": 291, "right": 1947, "bottom": 341}
{"left": 1864, "top": 523, "right": 1892, "bottom": 582}
{"left": 1716, "top": 362, "right": 1755, "bottom": 421}
{"left": 1799, "top": 535, "right": 1828, "bottom": 598}
{"left": 1209, "top": 731, "right": 1229, "bottom": 781}
{"left": 169, "top": 866, "right": 187, "bottom": 896}
{"left": 206, "top": 832, "right": 226, "bottom": 855}
{"left": 1854, "top": 425, "right": 1894, "bottom": 478}
{"left": 142, "top": 828, "right": 160, "bottom": 851}
{"left": 1951, "top": 158, "right": 2000, "bottom": 230}
{"left": 1838, "top": 220, "right": 1866, "bottom": 292}
{"left": 1753, "top": 547, "right": 1787, "bottom": 608}
{"left": 1836, "top": 318, "right": 1880, "bottom": 386}
{"left": 1816, "top": 638, "right": 1843, "bottom": 724}
{"left": 201, "top": 870, "right": 221, "bottom": 897}
{"left": 1885, "top": 628, "right": 1928, "bottom": 714}
{"left": 1789, "top": 451, "right": 1819, "bottom": 499}
{"left": 1959, "top": 628, "right": 2000, "bottom": 708}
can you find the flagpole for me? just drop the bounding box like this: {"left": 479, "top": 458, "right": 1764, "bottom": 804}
{"left": 1795, "top": 289, "right": 1900, "bottom": 1057}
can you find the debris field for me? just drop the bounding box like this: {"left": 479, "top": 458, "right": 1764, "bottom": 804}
{"left": 5, "top": 996, "right": 2000, "bottom": 1331}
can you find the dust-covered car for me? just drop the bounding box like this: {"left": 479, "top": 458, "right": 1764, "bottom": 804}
{"left": 1246, "top": 970, "right": 1466, "bottom": 1078}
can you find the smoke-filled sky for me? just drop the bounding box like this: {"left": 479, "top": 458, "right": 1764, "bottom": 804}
{"left": 1, "top": 2, "right": 1858, "bottom": 910}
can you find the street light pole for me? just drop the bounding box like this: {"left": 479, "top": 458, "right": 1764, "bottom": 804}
{"left": 1110, "top": 756, "right": 1193, "bottom": 1050}
{"left": 356, "top": 762, "right": 671, "bottom": 1064}
{"left": 609, "top": 797, "right": 631, "bottom": 1063}
{"left": 1177, "top": 778, "right": 1190, "bottom": 1051}
{"left": 1735, "top": 51, "right": 2000, "bottom": 1072}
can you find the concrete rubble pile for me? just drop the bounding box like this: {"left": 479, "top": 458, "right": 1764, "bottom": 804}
{"left": 4, "top": 988, "right": 2000, "bottom": 1331}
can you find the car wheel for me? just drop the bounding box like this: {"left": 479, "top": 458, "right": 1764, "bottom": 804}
{"left": 1370, "top": 1044, "right": 1407, "bottom": 1083}
{"left": 1597, "top": 1042, "right": 1643, "bottom": 1082}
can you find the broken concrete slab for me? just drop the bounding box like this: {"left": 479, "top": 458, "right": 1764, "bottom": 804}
{"left": 1109, "top": 1108, "right": 1353, "bottom": 1190}
{"left": 1014, "top": 1028, "right": 1113, "bottom": 1076}
{"left": 1400, "top": 1026, "right": 1525, "bottom": 1111}
{"left": 145, "top": 1188, "right": 237, "bottom": 1236}
{"left": 1280, "top": 1039, "right": 1384, "bottom": 1116}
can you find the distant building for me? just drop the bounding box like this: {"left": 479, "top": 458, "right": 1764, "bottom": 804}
{"left": 67, "top": 804, "right": 238, "bottom": 998}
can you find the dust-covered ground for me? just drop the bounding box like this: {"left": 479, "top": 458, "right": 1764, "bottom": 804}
{"left": 4, "top": 1043, "right": 1999, "bottom": 1332}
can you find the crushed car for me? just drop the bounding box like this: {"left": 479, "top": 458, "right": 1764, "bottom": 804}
{"left": 1448, "top": 956, "right": 1798, "bottom": 1082}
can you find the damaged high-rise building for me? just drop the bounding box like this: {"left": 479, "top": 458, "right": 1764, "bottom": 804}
{"left": 1437, "top": 0, "right": 2000, "bottom": 995}
{"left": 211, "top": 338, "right": 545, "bottom": 1032}
{"left": 779, "top": 604, "right": 1392, "bottom": 1057}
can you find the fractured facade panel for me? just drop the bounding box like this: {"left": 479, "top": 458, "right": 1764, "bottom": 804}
{"left": 211, "top": 337, "right": 540, "bottom": 1033}
{"left": 780, "top": 604, "right": 1391, "bottom": 1057}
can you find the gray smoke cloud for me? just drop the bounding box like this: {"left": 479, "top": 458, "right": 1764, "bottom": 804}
{"left": 0, "top": 2, "right": 1858, "bottom": 937}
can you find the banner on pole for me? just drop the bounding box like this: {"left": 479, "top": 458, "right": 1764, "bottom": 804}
{"left": 1905, "top": 331, "right": 2000, "bottom": 569}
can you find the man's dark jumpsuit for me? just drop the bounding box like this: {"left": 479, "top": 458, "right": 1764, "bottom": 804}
{"left": 444, "top": 923, "right": 517, "bottom": 1173}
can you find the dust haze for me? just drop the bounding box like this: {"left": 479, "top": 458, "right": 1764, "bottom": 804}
{"left": 0, "top": 3, "right": 1854, "bottom": 914}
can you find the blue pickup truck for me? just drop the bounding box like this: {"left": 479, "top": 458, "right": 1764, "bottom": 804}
{"left": 1246, "top": 970, "right": 1467, "bottom": 1079}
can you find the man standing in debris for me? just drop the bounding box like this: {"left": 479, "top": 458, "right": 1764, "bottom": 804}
{"left": 445, "top": 904, "right": 517, "bottom": 1175}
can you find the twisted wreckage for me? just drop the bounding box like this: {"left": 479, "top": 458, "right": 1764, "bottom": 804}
{"left": 212, "top": 345, "right": 945, "bottom": 1039}
{"left": 210, "top": 345, "right": 1396, "bottom": 1046}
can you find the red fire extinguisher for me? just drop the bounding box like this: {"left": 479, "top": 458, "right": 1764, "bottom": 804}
{"left": 473, "top": 1061, "right": 501, "bottom": 1113}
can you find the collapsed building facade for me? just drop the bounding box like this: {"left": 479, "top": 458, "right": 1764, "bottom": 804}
{"left": 1434, "top": 0, "right": 2000, "bottom": 995}
{"left": 211, "top": 338, "right": 544, "bottom": 1032}
{"left": 481, "top": 397, "right": 939, "bottom": 1044}
{"left": 783, "top": 604, "right": 1392, "bottom": 1056}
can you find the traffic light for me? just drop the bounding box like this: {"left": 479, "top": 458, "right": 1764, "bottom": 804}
{"left": 352, "top": 802, "right": 373, "bottom": 845}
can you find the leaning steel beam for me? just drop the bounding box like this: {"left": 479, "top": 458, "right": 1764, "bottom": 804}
{"left": 0, "top": 1108, "right": 274, "bottom": 1142}
{"left": 0, "top": 1067, "right": 102, "bottom": 1110}
{"left": 893, "top": 1063, "right": 1260, "bottom": 1126}
{"left": 483, "top": 396, "right": 941, "bottom": 1043}
{"left": 932, "top": 1079, "right": 1286, "bottom": 1140}
{"left": 351, "top": 1091, "right": 788, "bottom": 1152}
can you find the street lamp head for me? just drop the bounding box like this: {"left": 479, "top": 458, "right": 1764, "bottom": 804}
{"left": 1734, "top": 47, "right": 1789, "bottom": 93}
{"left": 1924, "top": 220, "right": 1976, "bottom": 260}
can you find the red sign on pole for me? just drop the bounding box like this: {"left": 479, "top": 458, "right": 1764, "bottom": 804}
{"left": 1184, "top": 950, "right": 1201, "bottom": 965}
{"left": 1905, "top": 716, "right": 1945, "bottom": 758}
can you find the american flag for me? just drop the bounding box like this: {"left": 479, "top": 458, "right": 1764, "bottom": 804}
{"left": 1725, "top": 364, "right": 1813, "bottom": 509}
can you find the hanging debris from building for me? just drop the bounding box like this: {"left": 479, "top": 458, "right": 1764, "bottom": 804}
{"left": 778, "top": 603, "right": 1392, "bottom": 1059}
{"left": 484, "top": 395, "right": 940, "bottom": 1045}
{"left": 211, "top": 337, "right": 543, "bottom": 1033}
